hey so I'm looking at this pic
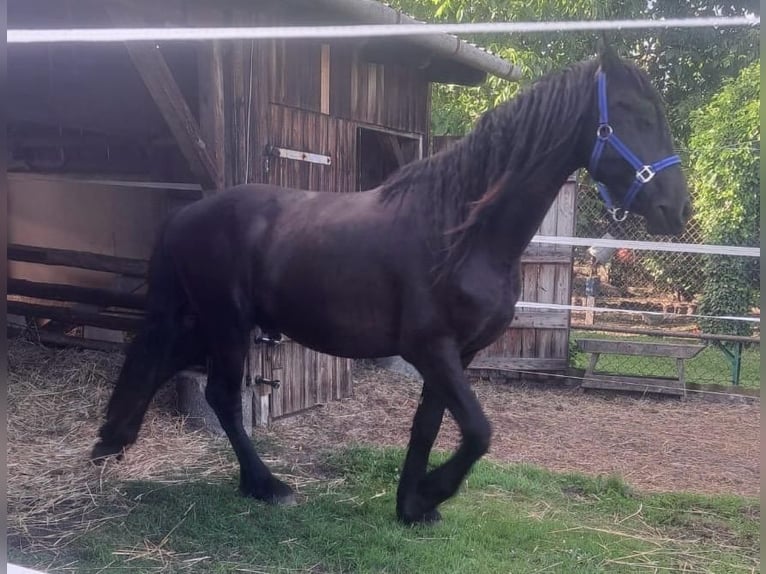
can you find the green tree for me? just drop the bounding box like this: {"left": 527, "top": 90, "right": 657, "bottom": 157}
{"left": 690, "top": 60, "right": 760, "bottom": 335}
{"left": 390, "top": 0, "right": 759, "bottom": 139}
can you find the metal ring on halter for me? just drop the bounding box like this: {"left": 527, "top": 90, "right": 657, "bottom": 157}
{"left": 609, "top": 207, "right": 629, "bottom": 222}
{"left": 636, "top": 165, "right": 656, "bottom": 184}
{"left": 596, "top": 124, "right": 613, "bottom": 139}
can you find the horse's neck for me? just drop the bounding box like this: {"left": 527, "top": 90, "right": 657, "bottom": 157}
{"left": 467, "top": 73, "right": 589, "bottom": 266}
{"left": 477, "top": 159, "right": 581, "bottom": 266}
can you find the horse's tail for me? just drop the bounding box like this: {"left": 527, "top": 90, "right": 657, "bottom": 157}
{"left": 143, "top": 218, "right": 187, "bottom": 323}
{"left": 93, "top": 218, "right": 195, "bottom": 459}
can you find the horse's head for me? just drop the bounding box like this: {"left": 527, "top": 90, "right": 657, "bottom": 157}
{"left": 585, "top": 41, "right": 691, "bottom": 235}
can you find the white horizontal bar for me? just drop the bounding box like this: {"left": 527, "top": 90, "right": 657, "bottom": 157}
{"left": 271, "top": 146, "right": 332, "bottom": 165}
{"left": 7, "top": 17, "right": 759, "bottom": 44}
{"left": 530, "top": 235, "right": 760, "bottom": 257}
{"left": 516, "top": 301, "right": 760, "bottom": 323}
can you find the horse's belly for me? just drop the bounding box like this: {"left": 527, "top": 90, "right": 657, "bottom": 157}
{"left": 262, "top": 275, "right": 401, "bottom": 359}
{"left": 274, "top": 308, "right": 399, "bottom": 358}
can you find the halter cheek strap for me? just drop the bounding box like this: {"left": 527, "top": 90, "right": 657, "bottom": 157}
{"left": 588, "top": 71, "right": 681, "bottom": 222}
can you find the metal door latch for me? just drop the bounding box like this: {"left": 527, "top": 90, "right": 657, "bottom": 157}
{"left": 253, "top": 376, "right": 280, "bottom": 389}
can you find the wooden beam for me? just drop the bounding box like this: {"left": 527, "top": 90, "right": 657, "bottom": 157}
{"left": 104, "top": 3, "right": 221, "bottom": 192}
{"left": 8, "top": 244, "right": 148, "bottom": 277}
{"left": 197, "top": 40, "right": 226, "bottom": 189}
{"left": 8, "top": 278, "right": 146, "bottom": 310}
{"left": 384, "top": 134, "right": 406, "bottom": 167}
{"left": 468, "top": 357, "right": 568, "bottom": 372}
{"left": 8, "top": 324, "right": 126, "bottom": 353}
{"left": 8, "top": 301, "right": 144, "bottom": 332}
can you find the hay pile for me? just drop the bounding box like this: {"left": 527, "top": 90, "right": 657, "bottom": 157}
{"left": 7, "top": 338, "right": 237, "bottom": 557}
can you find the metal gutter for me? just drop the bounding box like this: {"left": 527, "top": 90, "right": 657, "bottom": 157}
{"left": 307, "top": 0, "right": 523, "bottom": 81}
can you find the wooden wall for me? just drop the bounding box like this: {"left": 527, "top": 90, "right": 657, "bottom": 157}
{"left": 270, "top": 39, "right": 431, "bottom": 135}
{"left": 266, "top": 105, "right": 357, "bottom": 193}
{"left": 255, "top": 341, "right": 353, "bottom": 420}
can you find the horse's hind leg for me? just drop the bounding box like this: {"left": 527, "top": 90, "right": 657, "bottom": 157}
{"left": 204, "top": 325, "right": 295, "bottom": 505}
{"left": 91, "top": 319, "right": 203, "bottom": 462}
{"left": 397, "top": 344, "right": 490, "bottom": 524}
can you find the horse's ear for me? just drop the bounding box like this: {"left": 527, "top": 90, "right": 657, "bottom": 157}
{"left": 597, "top": 32, "right": 621, "bottom": 74}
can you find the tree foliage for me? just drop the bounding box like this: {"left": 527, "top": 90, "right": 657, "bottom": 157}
{"left": 690, "top": 61, "right": 760, "bottom": 335}
{"left": 389, "top": 0, "right": 759, "bottom": 139}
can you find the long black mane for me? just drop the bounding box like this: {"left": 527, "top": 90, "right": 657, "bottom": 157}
{"left": 379, "top": 57, "right": 602, "bottom": 271}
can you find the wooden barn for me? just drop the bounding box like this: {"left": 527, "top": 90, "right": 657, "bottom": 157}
{"left": 7, "top": 0, "right": 575, "bottom": 426}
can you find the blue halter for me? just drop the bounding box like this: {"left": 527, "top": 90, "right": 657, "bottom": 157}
{"left": 589, "top": 70, "right": 681, "bottom": 222}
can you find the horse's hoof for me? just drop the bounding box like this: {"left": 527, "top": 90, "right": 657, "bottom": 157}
{"left": 268, "top": 491, "right": 297, "bottom": 507}
{"left": 89, "top": 442, "right": 124, "bottom": 465}
{"left": 243, "top": 476, "right": 296, "bottom": 506}
{"left": 398, "top": 506, "right": 442, "bottom": 525}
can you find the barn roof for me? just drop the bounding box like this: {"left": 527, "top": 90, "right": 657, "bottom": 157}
{"left": 284, "top": 0, "right": 523, "bottom": 86}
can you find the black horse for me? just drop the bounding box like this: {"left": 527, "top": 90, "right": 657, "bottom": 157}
{"left": 91, "top": 43, "right": 690, "bottom": 525}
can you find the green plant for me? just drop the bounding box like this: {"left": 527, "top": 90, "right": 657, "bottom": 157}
{"left": 690, "top": 61, "right": 760, "bottom": 335}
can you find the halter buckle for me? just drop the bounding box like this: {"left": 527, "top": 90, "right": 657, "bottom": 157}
{"left": 609, "top": 207, "right": 629, "bottom": 222}
{"left": 596, "top": 124, "right": 613, "bottom": 140}
{"left": 636, "top": 165, "right": 656, "bottom": 184}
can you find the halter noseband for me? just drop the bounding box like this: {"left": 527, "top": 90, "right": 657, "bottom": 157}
{"left": 588, "top": 70, "right": 681, "bottom": 222}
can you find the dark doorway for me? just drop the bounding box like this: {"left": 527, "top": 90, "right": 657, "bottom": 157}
{"left": 356, "top": 127, "right": 422, "bottom": 191}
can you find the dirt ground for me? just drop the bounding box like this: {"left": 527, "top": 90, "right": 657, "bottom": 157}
{"left": 267, "top": 363, "right": 760, "bottom": 498}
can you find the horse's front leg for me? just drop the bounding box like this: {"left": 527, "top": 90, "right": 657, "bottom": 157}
{"left": 398, "top": 342, "right": 491, "bottom": 524}
{"left": 396, "top": 384, "right": 445, "bottom": 524}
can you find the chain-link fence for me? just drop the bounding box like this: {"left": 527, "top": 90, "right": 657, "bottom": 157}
{"left": 567, "top": 178, "right": 760, "bottom": 389}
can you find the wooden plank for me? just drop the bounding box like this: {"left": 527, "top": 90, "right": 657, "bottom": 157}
{"left": 377, "top": 64, "right": 384, "bottom": 125}
{"left": 8, "top": 244, "right": 148, "bottom": 277}
{"left": 230, "top": 41, "right": 248, "bottom": 185}
{"left": 251, "top": 40, "right": 272, "bottom": 184}
{"left": 520, "top": 265, "right": 538, "bottom": 358}
{"left": 196, "top": 35, "right": 225, "bottom": 189}
{"left": 8, "top": 301, "right": 143, "bottom": 332}
{"left": 552, "top": 262, "right": 571, "bottom": 358}
{"left": 573, "top": 324, "right": 759, "bottom": 345}
{"left": 367, "top": 63, "right": 377, "bottom": 122}
{"left": 320, "top": 44, "right": 330, "bottom": 115}
{"left": 319, "top": 115, "right": 329, "bottom": 191}
{"left": 468, "top": 357, "right": 568, "bottom": 372}
{"left": 8, "top": 324, "right": 126, "bottom": 353}
{"left": 267, "top": 343, "right": 284, "bottom": 419}
{"left": 8, "top": 278, "right": 146, "bottom": 310}
{"left": 511, "top": 309, "right": 569, "bottom": 329}
{"left": 577, "top": 339, "right": 705, "bottom": 359}
{"left": 519, "top": 254, "right": 573, "bottom": 264}
{"left": 552, "top": 177, "right": 576, "bottom": 360}
{"left": 581, "top": 373, "right": 685, "bottom": 396}
{"left": 350, "top": 49, "right": 359, "bottom": 120}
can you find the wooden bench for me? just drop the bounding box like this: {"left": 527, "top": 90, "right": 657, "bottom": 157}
{"left": 576, "top": 338, "right": 705, "bottom": 398}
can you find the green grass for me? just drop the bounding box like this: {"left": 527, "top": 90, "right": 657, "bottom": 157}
{"left": 570, "top": 330, "right": 761, "bottom": 389}
{"left": 11, "top": 446, "right": 759, "bottom": 573}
